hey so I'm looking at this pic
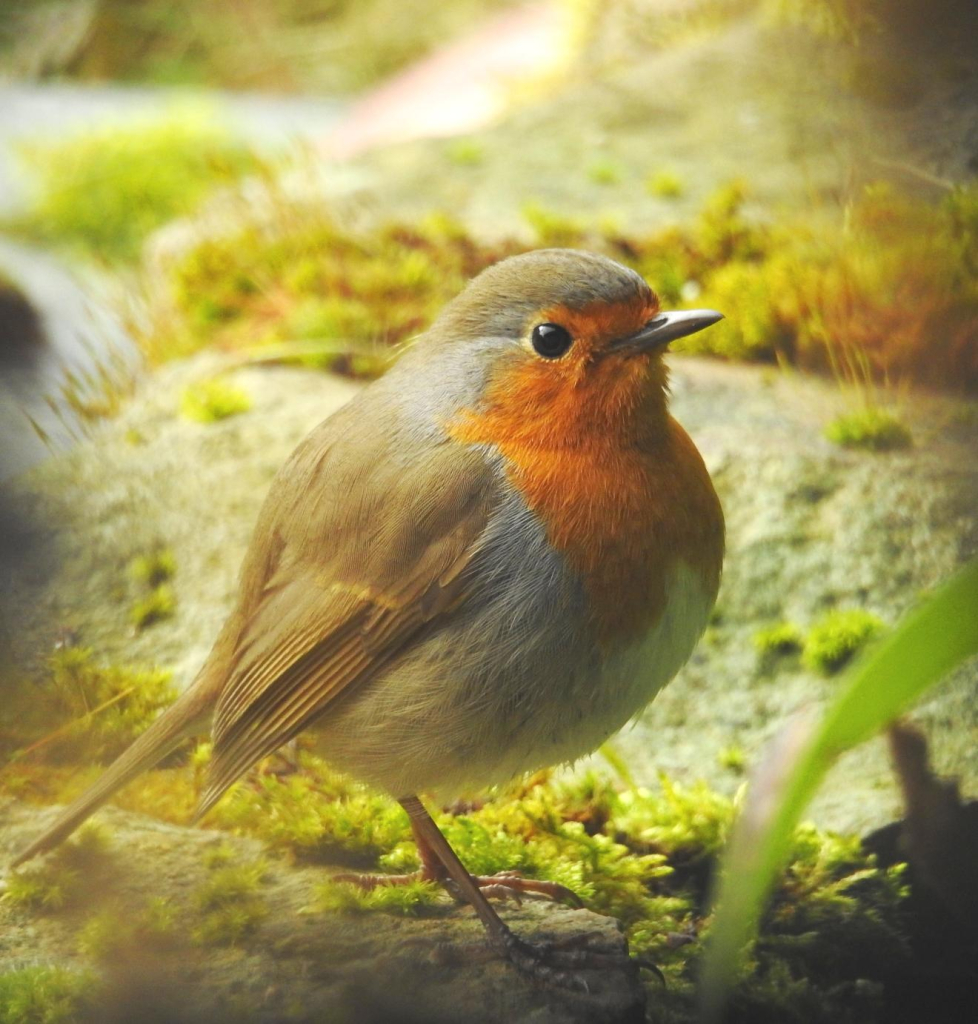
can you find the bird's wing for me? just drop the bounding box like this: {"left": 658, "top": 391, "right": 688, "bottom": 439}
{"left": 197, "top": 400, "right": 499, "bottom": 817}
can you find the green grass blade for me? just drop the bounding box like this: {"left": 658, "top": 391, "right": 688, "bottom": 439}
{"left": 698, "top": 558, "right": 978, "bottom": 1022}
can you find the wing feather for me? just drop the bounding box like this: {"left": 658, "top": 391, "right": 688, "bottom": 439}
{"left": 197, "top": 409, "right": 498, "bottom": 817}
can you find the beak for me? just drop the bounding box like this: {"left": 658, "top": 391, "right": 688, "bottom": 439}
{"left": 612, "top": 309, "right": 723, "bottom": 355}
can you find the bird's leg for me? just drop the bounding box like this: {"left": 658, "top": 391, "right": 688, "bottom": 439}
{"left": 395, "top": 795, "right": 648, "bottom": 988}
{"left": 332, "top": 799, "right": 581, "bottom": 906}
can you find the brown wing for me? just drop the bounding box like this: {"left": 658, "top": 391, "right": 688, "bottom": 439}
{"left": 197, "top": 393, "right": 499, "bottom": 817}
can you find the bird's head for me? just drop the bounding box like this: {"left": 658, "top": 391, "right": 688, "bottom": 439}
{"left": 418, "top": 249, "right": 721, "bottom": 449}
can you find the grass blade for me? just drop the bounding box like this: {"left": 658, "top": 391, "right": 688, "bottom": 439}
{"left": 698, "top": 558, "right": 978, "bottom": 1021}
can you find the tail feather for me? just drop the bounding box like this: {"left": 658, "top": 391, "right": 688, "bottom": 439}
{"left": 10, "top": 680, "right": 217, "bottom": 868}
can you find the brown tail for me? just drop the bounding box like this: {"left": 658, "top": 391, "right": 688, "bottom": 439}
{"left": 10, "top": 678, "right": 218, "bottom": 868}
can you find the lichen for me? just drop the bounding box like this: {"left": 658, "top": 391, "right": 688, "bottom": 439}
{"left": 802, "top": 609, "right": 886, "bottom": 675}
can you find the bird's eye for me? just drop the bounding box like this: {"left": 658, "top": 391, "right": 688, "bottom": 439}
{"left": 531, "top": 323, "right": 573, "bottom": 359}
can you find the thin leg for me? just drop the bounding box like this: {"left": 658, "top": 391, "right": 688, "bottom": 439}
{"left": 400, "top": 795, "right": 513, "bottom": 944}
{"left": 397, "top": 795, "right": 643, "bottom": 989}
{"left": 334, "top": 808, "right": 581, "bottom": 907}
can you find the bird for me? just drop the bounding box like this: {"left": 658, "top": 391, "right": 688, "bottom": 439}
{"left": 12, "top": 248, "right": 724, "bottom": 983}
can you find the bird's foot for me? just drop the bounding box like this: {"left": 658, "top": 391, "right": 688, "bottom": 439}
{"left": 332, "top": 867, "right": 581, "bottom": 908}
{"left": 430, "top": 922, "right": 660, "bottom": 991}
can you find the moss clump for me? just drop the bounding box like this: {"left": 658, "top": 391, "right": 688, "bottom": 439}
{"left": 445, "top": 138, "right": 485, "bottom": 166}
{"left": 129, "top": 549, "right": 176, "bottom": 588}
{"left": 317, "top": 878, "right": 443, "bottom": 917}
{"left": 142, "top": 179, "right": 978, "bottom": 390}
{"left": 10, "top": 108, "right": 257, "bottom": 262}
{"left": 0, "top": 648, "right": 175, "bottom": 765}
{"left": 825, "top": 407, "right": 912, "bottom": 451}
{"left": 5, "top": 826, "right": 112, "bottom": 913}
{"left": 180, "top": 378, "right": 252, "bottom": 423}
{"left": 145, "top": 208, "right": 524, "bottom": 372}
{"left": 130, "top": 584, "right": 176, "bottom": 631}
{"left": 587, "top": 159, "right": 623, "bottom": 185}
{"left": 753, "top": 621, "right": 804, "bottom": 657}
{"left": 0, "top": 966, "right": 96, "bottom": 1024}
{"left": 207, "top": 755, "right": 411, "bottom": 863}
{"left": 803, "top": 609, "right": 886, "bottom": 675}
{"left": 77, "top": 897, "right": 178, "bottom": 961}
{"left": 192, "top": 859, "right": 269, "bottom": 947}
{"left": 647, "top": 168, "right": 684, "bottom": 199}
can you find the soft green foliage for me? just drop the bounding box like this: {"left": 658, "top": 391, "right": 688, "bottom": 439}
{"left": 11, "top": 108, "right": 257, "bottom": 262}
{"left": 0, "top": 967, "right": 95, "bottom": 1024}
{"left": 130, "top": 584, "right": 177, "bottom": 631}
{"left": 77, "top": 897, "right": 177, "bottom": 960}
{"left": 209, "top": 759, "right": 412, "bottom": 862}
{"left": 8, "top": 0, "right": 518, "bottom": 94}
{"left": 5, "top": 648, "right": 176, "bottom": 763}
{"left": 130, "top": 549, "right": 176, "bottom": 587}
{"left": 825, "top": 407, "right": 912, "bottom": 451}
{"left": 192, "top": 859, "right": 269, "bottom": 946}
{"left": 147, "top": 208, "right": 525, "bottom": 372}
{"left": 317, "top": 878, "right": 442, "bottom": 916}
{"left": 646, "top": 168, "right": 684, "bottom": 199}
{"left": 5, "top": 826, "right": 112, "bottom": 912}
{"left": 753, "top": 621, "right": 804, "bottom": 657}
{"left": 143, "top": 180, "right": 978, "bottom": 389}
{"left": 803, "top": 609, "right": 885, "bottom": 675}
{"left": 446, "top": 138, "right": 485, "bottom": 166}
{"left": 587, "top": 159, "right": 622, "bottom": 185}
{"left": 701, "top": 558, "right": 978, "bottom": 1020}
{"left": 180, "top": 378, "right": 253, "bottom": 423}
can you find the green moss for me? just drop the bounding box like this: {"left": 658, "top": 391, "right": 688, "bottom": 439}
{"left": 130, "top": 584, "right": 176, "bottom": 631}
{"left": 5, "top": 826, "right": 112, "bottom": 912}
{"left": 717, "top": 745, "right": 747, "bottom": 774}
{"left": 129, "top": 549, "right": 176, "bottom": 587}
{"left": 141, "top": 179, "right": 978, "bottom": 390}
{"left": 23, "top": 0, "right": 518, "bottom": 95}
{"left": 0, "top": 967, "right": 96, "bottom": 1024}
{"left": 1, "top": 648, "right": 175, "bottom": 764}
{"left": 446, "top": 138, "right": 485, "bottom": 167}
{"left": 180, "top": 378, "right": 252, "bottom": 423}
{"left": 646, "top": 168, "right": 684, "bottom": 199}
{"left": 10, "top": 108, "right": 257, "bottom": 262}
{"left": 587, "top": 159, "right": 622, "bottom": 186}
{"left": 753, "top": 622, "right": 804, "bottom": 657}
{"left": 192, "top": 859, "right": 269, "bottom": 946}
{"left": 207, "top": 755, "right": 411, "bottom": 862}
{"left": 77, "top": 897, "right": 178, "bottom": 960}
{"left": 825, "top": 408, "right": 912, "bottom": 451}
{"left": 317, "top": 878, "right": 442, "bottom": 916}
{"left": 803, "top": 609, "right": 886, "bottom": 675}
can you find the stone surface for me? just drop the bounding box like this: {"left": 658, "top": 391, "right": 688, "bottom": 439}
{"left": 3, "top": 353, "right": 977, "bottom": 836}
{"left": 0, "top": 798, "right": 645, "bottom": 1024}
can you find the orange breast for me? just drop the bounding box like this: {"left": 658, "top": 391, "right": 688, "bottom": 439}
{"left": 451, "top": 408, "right": 724, "bottom": 647}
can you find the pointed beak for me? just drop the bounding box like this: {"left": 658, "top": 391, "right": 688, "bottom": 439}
{"left": 612, "top": 309, "right": 724, "bottom": 355}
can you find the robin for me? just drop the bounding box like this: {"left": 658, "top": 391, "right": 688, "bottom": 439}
{"left": 12, "top": 248, "right": 724, "bottom": 983}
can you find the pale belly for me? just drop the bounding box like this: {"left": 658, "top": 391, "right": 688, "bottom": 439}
{"left": 312, "top": 558, "right": 716, "bottom": 798}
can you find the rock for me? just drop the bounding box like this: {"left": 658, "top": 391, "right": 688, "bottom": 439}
{"left": 2, "top": 352, "right": 977, "bottom": 840}
{"left": 0, "top": 798, "right": 646, "bottom": 1024}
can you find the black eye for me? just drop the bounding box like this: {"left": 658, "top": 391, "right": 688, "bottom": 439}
{"left": 531, "top": 322, "right": 573, "bottom": 359}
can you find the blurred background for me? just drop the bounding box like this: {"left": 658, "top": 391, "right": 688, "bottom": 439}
{"left": 0, "top": 2, "right": 976, "bottom": 1022}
